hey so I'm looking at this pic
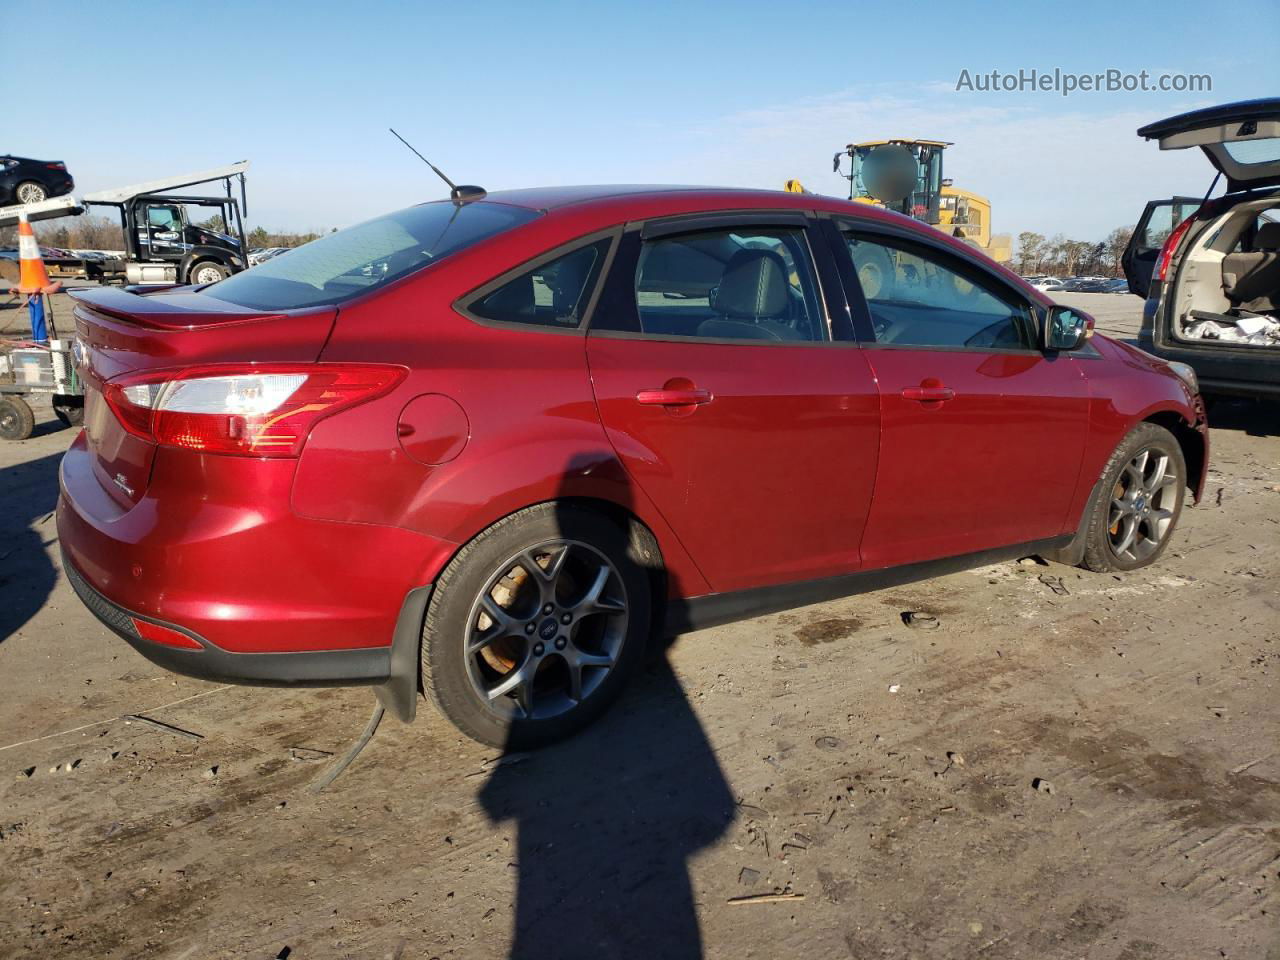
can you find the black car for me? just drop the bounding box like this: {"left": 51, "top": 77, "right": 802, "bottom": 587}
{"left": 0, "top": 155, "right": 75, "bottom": 206}
{"left": 1123, "top": 98, "right": 1280, "bottom": 398}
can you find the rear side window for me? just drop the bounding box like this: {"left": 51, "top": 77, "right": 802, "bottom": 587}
{"left": 468, "top": 239, "right": 611, "bottom": 328}
{"left": 631, "top": 227, "right": 826, "bottom": 342}
{"left": 844, "top": 232, "right": 1036, "bottom": 350}
{"left": 205, "top": 201, "right": 540, "bottom": 309}
{"left": 1133, "top": 200, "right": 1198, "bottom": 252}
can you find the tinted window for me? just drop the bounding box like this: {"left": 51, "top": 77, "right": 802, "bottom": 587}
{"left": 1222, "top": 137, "right": 1280, "bottom": 165}
{"left": 469, "top": 239, "right": 610, "bottom": 328}
{"left": 844, "top": 232, "right": 1035, "bottom": 350}
{"left": 632, "top": 227, "right": 826, "bottom": 341}
{"left": 206, "top": 201, "right": 540, "bottom": 309}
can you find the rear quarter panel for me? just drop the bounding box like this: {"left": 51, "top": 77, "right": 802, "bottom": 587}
{"left": 293, "top": 231, "right": 712, "bottom": 600}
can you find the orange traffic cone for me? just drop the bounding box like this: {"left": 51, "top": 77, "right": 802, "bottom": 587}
{"left": 8, "top": 211, "right": 62, "bottom": 296}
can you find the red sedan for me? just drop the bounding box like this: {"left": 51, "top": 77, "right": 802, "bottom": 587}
{"left": 57, "top": 186, "right": 1208, "bottom": 746}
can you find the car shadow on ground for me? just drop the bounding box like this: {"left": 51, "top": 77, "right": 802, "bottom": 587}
{"left": 0, "top": 450, "right": 62, "bottom": 644}
{"left": 477, "top": 461, "right": 736, "bottom": 960}
{"left": 1206, "top": 395, "right": 1280, "bottom": 438}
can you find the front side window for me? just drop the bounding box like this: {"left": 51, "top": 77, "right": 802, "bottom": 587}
{"left": 205, "top": 201, "right": 540, "bottom": 310}
{"left": 468, "top": 239, "right": 610, "bottom": 328}
{"left": 844, "top": 232, "right": 1036, "bottom": 350}
{"left": 631, "top": 227, "right": 826, "bottom": 342}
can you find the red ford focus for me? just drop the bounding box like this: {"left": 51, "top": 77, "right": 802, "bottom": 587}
{"left": 58, "top": 185, "right": 1208, "bottom": 746}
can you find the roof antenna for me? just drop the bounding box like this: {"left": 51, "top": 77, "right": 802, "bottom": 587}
{"left": 389, "top": 128, "right": 486, "bottom": 202}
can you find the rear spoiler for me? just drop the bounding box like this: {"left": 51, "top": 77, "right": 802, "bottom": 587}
{"left": 69, "top": 285, "right": 286, "bottom": 331}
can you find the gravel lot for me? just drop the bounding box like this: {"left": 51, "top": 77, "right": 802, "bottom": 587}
{"left": 0, "top": 293, "right": 1277, "bottom": 960}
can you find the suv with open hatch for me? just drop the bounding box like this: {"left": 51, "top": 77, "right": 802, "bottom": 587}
{"left": 59, "top": 184, "right": 1208, "bottom": 747}
{"left": 1123, "top": 98, "right": 1280, "bottom": 397}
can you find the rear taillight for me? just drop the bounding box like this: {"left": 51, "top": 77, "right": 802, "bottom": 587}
{"left": 104, "top": 364, "right": 404, "bottom": 457}
{"left": 1155, "top": 212, "right": 1197, "bottom": 284}
{"left": 45, "top": 162, "right": 66, "bottom": 171}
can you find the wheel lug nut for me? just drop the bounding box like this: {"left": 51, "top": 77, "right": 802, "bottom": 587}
{"left": 542, "top": 604, "right": 554, "bottom": 615}
{"left": 560, "top": 613, "right": 572, "bottom": 624}
{"left": 555, "top": 636, "right": 567, "bottom": 650}
{"left": 533, "top": 642, "right": 544, "bottom": 656}
{"left": 525, "top": 622, "right": 536, "bottom": 634}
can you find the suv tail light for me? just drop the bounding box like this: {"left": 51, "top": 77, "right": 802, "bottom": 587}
{"left": 1155, "top": 212, "right": 1197, "bottom": 284}
{"left": 104, "top": 364, "right": 404, "bottom": 457}
{"left": 45, "top": 162, "right": 66, "bottom": 171}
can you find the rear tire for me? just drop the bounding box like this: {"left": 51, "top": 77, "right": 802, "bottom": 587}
{"left": 422, "top": 503, "right": 652, "bottom": 748}
{"left": 188, "top": 261, "right": 229, "bottom": 285}
{"left": 15, "top": 182, "right": 47, "bottom": 204}
{"left": 1080, "top": 423, "right": 1185, "bottom": 572}
{"left": 0, "top": 396, "right": 36, "bottom": 441}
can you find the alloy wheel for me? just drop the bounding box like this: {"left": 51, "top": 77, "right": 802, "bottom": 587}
{"left": 1108, "top": 447, "right": 1179, "bottom": 563}
{"left": 16, "top": 183, "right": 46, "bottom": 204}
{"left": 463, "top": 539, "right": 628, "bottom": 721}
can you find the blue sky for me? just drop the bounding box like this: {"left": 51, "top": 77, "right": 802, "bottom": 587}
{"left": 15, "top": 0, "right": 1278, "bottom": 240}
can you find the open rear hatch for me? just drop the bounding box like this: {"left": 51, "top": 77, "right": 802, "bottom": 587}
{"left": 1138, "top": 98, "right": 1280, "bottom": 192}
{"left": 69, "top": 285, "right": 337, "bottom": 509}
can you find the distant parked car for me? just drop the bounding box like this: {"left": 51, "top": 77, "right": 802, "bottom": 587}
{"left": 1028, "top": 277, "right": 1065, "bottom": 292}
{"left": 249, "top": 246, "right": 289, "bottom": 266}
{"left": 1106, "top": 278, "right": 1131, "bottom": 293}
{"left": 59, "top": 184, "right": 1209, "bottom": 747}
{"left": 0, "top": 155, "right": 75, "bottom": 206}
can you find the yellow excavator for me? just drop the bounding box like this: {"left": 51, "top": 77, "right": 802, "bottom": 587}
{"left": 787, "top": 139, "right": 1011, "bottom": 264}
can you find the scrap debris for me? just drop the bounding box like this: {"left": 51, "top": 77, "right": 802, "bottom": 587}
{"left": 727, "top": 892, "right": 805, "bottom": 905}
{"left": 122, "top": 714, "right": 203, "bottom": 741}
{"left": 1038, "top": 574, "right": 1070, "bottom": 596}
{"left": 901, "top": 611, "right": 940, "bottom": 630}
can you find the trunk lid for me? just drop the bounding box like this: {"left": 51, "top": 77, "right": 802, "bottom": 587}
{"left": 69, "top": 286, "right": 336, "bottom": 509}
{"left": 1138, "top": 98, "right": 1280, "bottom": 192}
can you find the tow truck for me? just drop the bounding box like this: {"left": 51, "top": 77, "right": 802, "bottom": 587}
{"left": 0, "top": 162, "right": 250, "bottom": 286}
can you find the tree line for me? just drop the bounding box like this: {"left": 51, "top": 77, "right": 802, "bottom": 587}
{"left": 0, "top": 216, "right": 332, "bottom": 252}
{"left": 1016, "top": 226, "right": 1134, "bottom": 277}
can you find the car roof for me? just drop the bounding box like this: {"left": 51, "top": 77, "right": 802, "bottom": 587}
{"left": 439, "top": 184, "right": 1036, "bottom": 294}
{"left": 464, "top": 183, "right": 938, "bottom": 230}
{"left": 476, "top": 184, "right": 807, "bottom": 211}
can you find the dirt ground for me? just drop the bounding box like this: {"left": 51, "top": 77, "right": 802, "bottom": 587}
{"left": 0, "top": 293, "right": 1277, "bottom": 960}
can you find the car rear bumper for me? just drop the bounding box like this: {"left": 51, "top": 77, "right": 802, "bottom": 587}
{"left": 56, "top": 431, "right": 457, "bottom": 681}
{"left": 63, "top": 555, "right": 393, "bottom": 686}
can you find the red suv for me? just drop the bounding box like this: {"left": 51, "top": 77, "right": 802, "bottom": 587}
{"left": 58, "top": 186, "right": 1208, "bottom": 746}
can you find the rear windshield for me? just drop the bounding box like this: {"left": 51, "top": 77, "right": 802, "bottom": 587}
{"left": 204, "top": 201, "right": 540, "bottom": 309}
{"left": 1222, "top": 137, "right": 1280, "bottom": 166}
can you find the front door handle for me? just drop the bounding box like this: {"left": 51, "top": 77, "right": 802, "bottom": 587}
{"left": 901, "top": 381, "right": 955, "bottom": 403}
{"left": 636, "top": 387, "right": 713, "bottom": 407}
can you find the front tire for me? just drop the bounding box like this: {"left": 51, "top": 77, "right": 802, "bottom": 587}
{"left": 1081, "top": 423, "right": 1185, "bottom": 572}
{"left": 422, "top": 504, "right": 652, "bottom": 748}
{"left": 188, "top": 261, "right": 229, "bottom": 285}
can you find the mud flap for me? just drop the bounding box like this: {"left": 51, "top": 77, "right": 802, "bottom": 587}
{"left": 373, "top": 585, "right": 433, "bottom": 723}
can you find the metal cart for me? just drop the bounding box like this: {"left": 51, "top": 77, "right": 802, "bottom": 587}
{"left": 0, "top": 338, "right": 83, "bottom": 440}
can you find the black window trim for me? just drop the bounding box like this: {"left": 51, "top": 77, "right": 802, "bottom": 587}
{"left": 586, "top": 211, "right": 852, "bottom": 347}
{"left": 454, "top": 226, "right": 622, "bottom": 336}
{"left": 824, "top": 216, "right": 1050, "bottom": 356}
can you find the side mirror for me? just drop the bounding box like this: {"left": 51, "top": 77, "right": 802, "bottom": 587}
{"left": 1043, "top": 305, "right": 1093, "bottom": 351}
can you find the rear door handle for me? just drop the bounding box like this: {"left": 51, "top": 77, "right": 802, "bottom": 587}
{"left": 636, "top": 388, "right": 713, "bottom": 406}
{"left": 901, "top": 384, "right": 955, "bottom": 402}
